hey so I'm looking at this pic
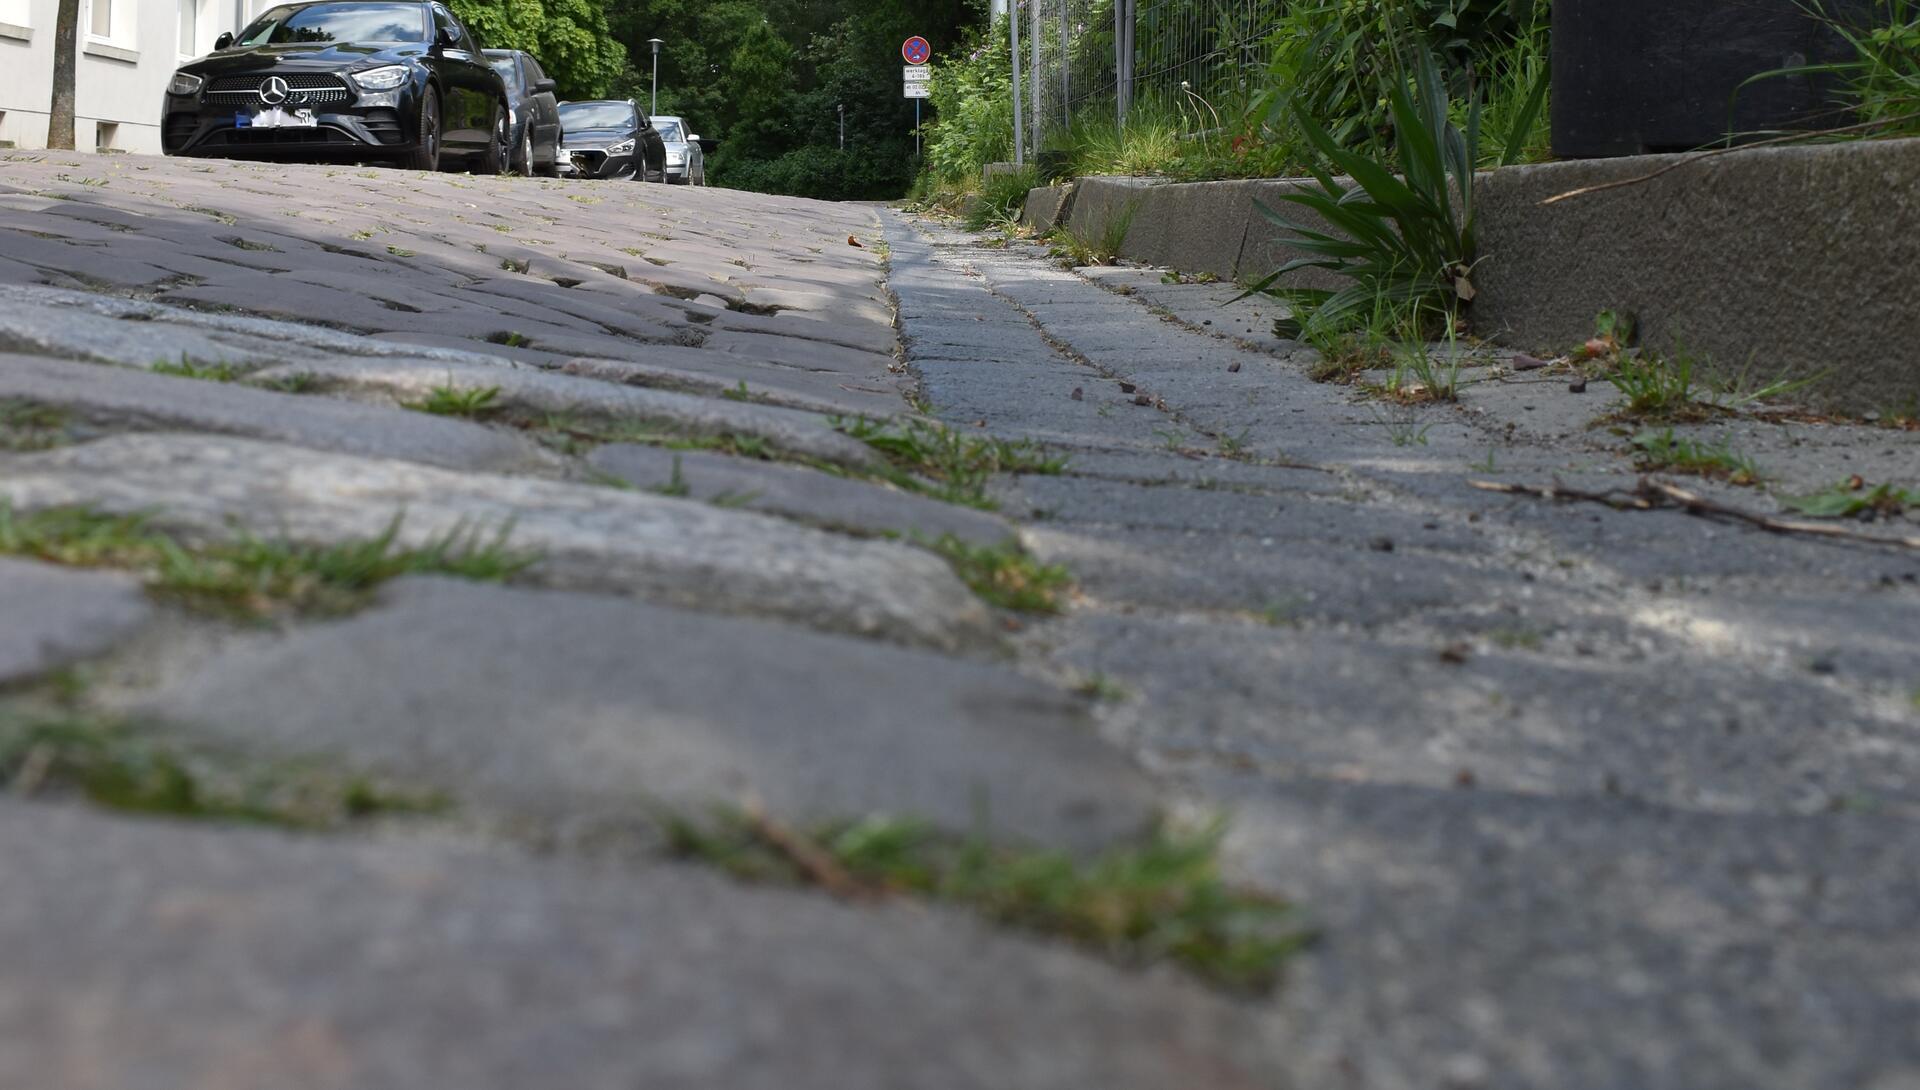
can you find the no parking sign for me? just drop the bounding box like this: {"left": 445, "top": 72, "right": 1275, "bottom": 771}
{"left": 902, "top": 36, "right": 931, "bottom": 65}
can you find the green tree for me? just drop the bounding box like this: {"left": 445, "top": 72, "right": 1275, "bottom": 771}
{"left": 449, "top": 0, "right": 627, "bottom": 98}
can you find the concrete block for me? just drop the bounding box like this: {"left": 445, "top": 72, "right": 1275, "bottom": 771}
{"left": 1019, "top": 184, "right": 1075, "bottom": 233}
{"left": 1474, "top": 137, "right": 1920, "bottom": 413}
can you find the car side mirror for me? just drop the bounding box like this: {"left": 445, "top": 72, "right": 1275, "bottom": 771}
{"left": 436, "top": 25, "right": 461, "bottom": 48}
{"left": 533, "top": 78, "right": 556, "bottom": 94}
{"left": 214, "top": 31, "right": 233, "bottom": 49}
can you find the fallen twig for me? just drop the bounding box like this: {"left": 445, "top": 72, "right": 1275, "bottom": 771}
{"left": 741, "top": 798, "right": 878, "bottom": 901}
{"left": 1541, "top": 115, "right": 1920, "bottom": 206}
{"left": 1469, "top": 477, "right": 1920, "bottom": 550}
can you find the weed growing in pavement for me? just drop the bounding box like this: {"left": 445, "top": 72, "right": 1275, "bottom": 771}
{"left": 1782, "top": 479, "right": 1918, "bottom": 519}
{"left": 1602, "top": 345, "right": 1708, "bottom": 421}
{"left": 923, "top": 534, "right": 1072, "bottom": 613}
{"left": 832, "top": 416, "right": 1067, "bottom": 510}
{"left": 1385, "top": 334, "right": 1463, "bottom": 403}
{"left": 1075, "top": 673, "right": 1131, "bottom": 702}
{"left": 1217, "top": 429, "right": 1254, "bottom": 457}
{"left": 255, "top": 372, "right": 324, "bottom": 394}
{"left": 664, "top": 808, "right": 1308, "bottom": 993}
{"left": 0, "top": 707, "right": 446, "bottom": 828}
{"left": 484, "top": 331, "right": 531, "bottom": 349}
{"left": 1630, "top": 429, "right": 1762, "bottom": 485}
{"left": 0, "top": 503, "right": 537, "bottom": 618}
{"left": 151, "top": 356, "right": 243, "bottom": 383}
{"left": 721, "top": 381, "right": 752, "bottom": 402}
{"left": 1045, "top": 205, "right": 1136, "bottom": 269}
{"left": 0, "top": 400, "right": 71, "bottom": 451}
{"left": 1154, "top": 426, "right": 1187, "bottom": 451}
{"left": 404, "top": 383, "right": 504, "bottom": 418}
{"left": 1373, "top": 406, "right": 1431, "bottom": 448}
{"left": 654, "top": 455, "right": 692, "bottom": 498}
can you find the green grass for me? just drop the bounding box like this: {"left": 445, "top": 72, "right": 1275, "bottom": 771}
{"left": 0, "top": 400, "right": 71, "bottom": 451}
{"left": 0, "top": 708, "right": 444, "bottom": 828}
{"left": 924, "top": 534, "right": 1072, "bottom": 613}
{"left": 721, "top": 381, "right": 752, "bottom": 402}
{"left": 1602, "top": 345, "right": 1710, "bottom": 421}
{"left": 152, "top": 357, "right": 243, "bottom": 382}
{"left": 403, "top": 383, "right": 504, "bottom": 418}
{"left": 0, "top": 503, "right": 537, "bottom": 618}
{"left": 964, "top": 166, "right": 1041, "bottom": 231}
{"left": 666, "top": 809, "right": 1309, "bottom": 992}
{"left": 833, "top": 416, "right": 1067, "bottom": 510}
{"left": 1630, "top": 429, "right": 1762, "bottom": 485}
{"left": 254, "top": 372, "right": 324, "bottom": 394}
{"left": 1782, "top": 480, "right": 1917, "bottom": 519}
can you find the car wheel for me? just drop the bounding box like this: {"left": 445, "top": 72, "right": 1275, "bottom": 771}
{"left": 514, "top": 126, "right": 534, "bottom": 177}
{"left": 472, "top": 106, "right": 508, "bottom": 175}
{"left": 400, "top": 88, "right": 441, "bottom": 172}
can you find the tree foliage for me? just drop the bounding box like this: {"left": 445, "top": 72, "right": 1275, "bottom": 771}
{"left": 448, "top": 0, "right": 627, "bottom": 98}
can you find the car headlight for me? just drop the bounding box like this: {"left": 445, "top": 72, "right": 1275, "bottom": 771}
{"left": 665, "top": 150, "right": 686, "bottom": 165}
{"left": 167, "top": 71, "right": 203, "bottom": 96}
{"left": 606, "top": 138, "right": 636, "bottom": 155}
{"left": 352, "top": 65, "right": 409, "bottom": 91}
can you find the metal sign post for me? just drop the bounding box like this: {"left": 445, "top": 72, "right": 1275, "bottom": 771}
{"left": 902, "top": 37, "right": 931, "bottom": 159}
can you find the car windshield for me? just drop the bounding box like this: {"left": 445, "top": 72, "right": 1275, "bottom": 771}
{"left": 237, "top": 2, "right": 426, "bottom": 45}
{"left": 559, "top": 102, "right": 635, "bottom": 130}
{"left": 651, "top": 119, "right": 683, "bottom": 141}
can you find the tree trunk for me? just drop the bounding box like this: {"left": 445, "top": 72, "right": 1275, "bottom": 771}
{"left": 47, "top": 0, "right": 80, "bottom": 149}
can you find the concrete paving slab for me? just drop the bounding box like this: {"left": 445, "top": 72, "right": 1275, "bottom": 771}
{"left": 0, "top": 435, "right": 992, "bottom": 652}
{"left": 0, "top": 558, "right": 152, "bottom": 685}
{"left": 0, "top": 800, "right": 1282, "bottom": 1090}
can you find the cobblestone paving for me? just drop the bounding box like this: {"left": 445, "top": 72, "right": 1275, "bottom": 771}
{"left": 0, "top": 150, "right": 1915, "bottom": 1088}
{"left": 884, "top": 213, "right": 1920, "bottom": 1090}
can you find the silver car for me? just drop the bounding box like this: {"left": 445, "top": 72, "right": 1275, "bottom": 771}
{"left": 649, "top": 115, "right": 710, "bottom": 186}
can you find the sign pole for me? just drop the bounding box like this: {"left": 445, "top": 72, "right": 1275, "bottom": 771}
{"left": 915, "top": 98, "right": 922, "bottom": 158}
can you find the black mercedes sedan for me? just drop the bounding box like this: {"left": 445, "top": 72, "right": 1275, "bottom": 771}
{"left": 162, "top": 0, "right": 508, "bottom": 172}
{"left": 555, "top": 100, "right": 666, "bottom": 182}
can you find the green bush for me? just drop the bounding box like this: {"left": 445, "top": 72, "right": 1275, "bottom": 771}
{"left": 714, "top": 145, "right": 914, "bottom": 202}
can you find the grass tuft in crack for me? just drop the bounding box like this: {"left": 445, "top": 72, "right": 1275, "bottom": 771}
{"left": 0, "top": 400, "right": 72, "bottom": 451}
{"left": 403, "top": 383, "right": 504, "bottom": 418}
{"left": 152, "top": 356, "right": 243, "bottom": 383}
{"left": 0, "top": 708, "right": 445, "bottom": 828}
{"left": 666, "top": 808, "right": 1309, "bottom": 992}
{"left": 1782, "top": 478, "right": 1917, "bottom": 519}
{"left": 0, "top": 502, "right": 538, "bottom": 617}
{"left": 924, "top": 535, "right": 1072, "bottom": 613}
{"left": 833, "top": 416, "right": 1066, "bottom": 509}
{"left": 1630, "top": 429, "right": 1761, "bottom": 485}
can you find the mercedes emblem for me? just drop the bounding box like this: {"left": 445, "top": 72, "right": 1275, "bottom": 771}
{"left": 259, "top": 76, "right": 290, "bottom": 105}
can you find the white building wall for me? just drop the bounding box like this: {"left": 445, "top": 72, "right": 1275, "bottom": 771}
{"left": 0, "top": 0, "right": 240, "bottom": 153}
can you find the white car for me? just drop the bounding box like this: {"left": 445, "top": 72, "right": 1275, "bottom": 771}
{"left": 648, "top": 115, "right": 711, "bottom": 186}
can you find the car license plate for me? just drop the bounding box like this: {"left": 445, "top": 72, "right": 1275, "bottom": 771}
{"left": 237, "top": 107, "right": 317, "bottom": 129}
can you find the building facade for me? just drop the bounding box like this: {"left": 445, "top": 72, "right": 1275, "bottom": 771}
{"left": 0, "top": 0, "right": 269, "bottom": 153}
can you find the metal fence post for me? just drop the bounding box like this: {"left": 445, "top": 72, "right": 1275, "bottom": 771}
{"left": 1029, "top": 0, "right": 1043, "bottom": 160}
{"left": 1010, "top": 0, "right": 1025, "bottom": 167}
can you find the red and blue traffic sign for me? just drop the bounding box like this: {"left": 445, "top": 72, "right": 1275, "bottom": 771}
{"left": 902, "top": 36, "right": 931, "bottom": 65}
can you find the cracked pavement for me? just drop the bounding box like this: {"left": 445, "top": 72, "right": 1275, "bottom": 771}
{"left": 1, "top": 150, "right": 1917, "bottom": 1089}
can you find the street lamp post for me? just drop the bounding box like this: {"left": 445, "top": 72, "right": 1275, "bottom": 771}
{"left": 648, "top": 38, "right": 664, "bottom": 118}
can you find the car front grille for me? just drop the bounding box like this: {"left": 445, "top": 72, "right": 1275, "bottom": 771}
{"left": 205, "top": 73, "right": 353, "bottom": 106}
{"left": 209, "top": 126, "right": 356, "bottom": 147}
{"left": 567, "top": 150, "right": 607, "bottom": 173}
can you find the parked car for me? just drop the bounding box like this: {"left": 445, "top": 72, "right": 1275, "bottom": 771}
{"left": 484, "top": 48, "right": 561, "bottom": 176}
{"left": 162, "top": 0, "right": 509, "bottom": 172}
{"left": 555, "top": 100, "right": 665, "bottom": 181}
{"left": 648, "top": 115, "right": 714, "bottom": 185}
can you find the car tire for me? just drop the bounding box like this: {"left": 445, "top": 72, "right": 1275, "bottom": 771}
{"left": 513, "top": 126, "right": 534, "bottom": 177}
{"left": 400, "top": 88, "right": 441, "bottom": 172}
{"left": 472, "top": 106, "right": 508, "bottom": 175}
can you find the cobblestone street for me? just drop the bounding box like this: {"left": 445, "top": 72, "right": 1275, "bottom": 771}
{"left": 2, "top": 152, "right": 1917, "bottom": 1089}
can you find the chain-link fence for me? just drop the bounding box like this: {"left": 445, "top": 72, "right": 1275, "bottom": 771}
{"left": 1011, "top": 0, "right": 1283, "bottom": 157}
